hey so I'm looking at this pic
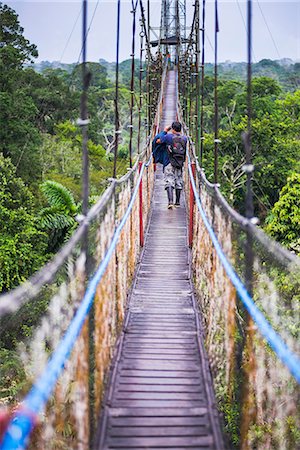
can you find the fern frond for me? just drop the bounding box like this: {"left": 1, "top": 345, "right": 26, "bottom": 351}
{"left": 39, "top": 209, "right": 75, "bottom": 231}
{"left": 41, "top": 181, "right": 77, "bottom": 213}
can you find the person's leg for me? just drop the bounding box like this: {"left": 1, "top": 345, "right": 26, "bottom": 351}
{"left": 174, "top": 168, "right": 183, "bottom": 206}
{"left": 164, "top": 164, "right": 175, "bottom": 208}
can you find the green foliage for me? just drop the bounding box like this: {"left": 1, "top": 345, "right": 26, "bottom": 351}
{"left": 0, "top": 2, "right": 37, "bottom": 84}
{"left": 70, "top": 62, "right": 111, "bottom": 90}
{"left": 219, "top": 398, "right": 240, "bottom": 447}
{"left": 265, "top": 173, "right": 300, "bottom": 252}
{"left": 204, "top": 59, "right": 300, "bottom": 91}
{"left": 198, "top": 75, "right": 300, "bottom": 220}
{"left": 41, "top": 180, "right": 77, "bottom": 214}
{"left": 39, "top": 121, "right": 114, "bottom": 199}
{"left": 0, "top": 155, "right": 48, "bottom": 292}
{"left": 0, "top": 349, "right": 27, "bottom": 403}
{"left": 39, "top": 180, "right": 79, "bottom": 252}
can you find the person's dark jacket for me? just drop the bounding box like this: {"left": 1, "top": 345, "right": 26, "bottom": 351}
{"left": 152, "top": 131, "right": 170, "bottom": 170}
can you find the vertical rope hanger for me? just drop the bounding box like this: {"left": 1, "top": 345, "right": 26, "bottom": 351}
{"left": 244, "top": 0, "right": 255, "bottom": 294}
{"left": 137, "top": 25, "right": 144, "bottom": 153}
{"left": 129, "top": 0, "right": 139, "bottom": 168}
{"left": 195, "top": 0, "right": 201, "bottom": 159}
{"left": 79, "top": 0, "right": 90, "bottom": 222}
{"left": 214, "top": 0, "right": 219, "bottom": 184}
{"left": 113, "top": 0, "right": 121, "bottom": 178}
{"left": 240, "top": 3, "right": 256, "bottom": 442}
{"left": 245, "top": 0, "right": 254, "bottom": 222}
{"left": 200, "top": 0, "right": 206, "bottom": 168}
{"left": 147, "top": 0, "right": 151, "bottom": 135}
{"left": 138, "top": 0, "right": 152, "bottom": 137}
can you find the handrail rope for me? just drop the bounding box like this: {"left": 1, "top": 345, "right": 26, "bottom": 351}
{"left": 187, "top": 153, "right": 300, "bottom": 384}
{"left": 0, "top": 183, "right": 114, "bottom": 317}
{"left": 0, "top": 154, "right": 153, "bottom": 450}
{"left": 0, "top": 138, "right": 157, "bottom": 319}
{"left": 190, "top": 141, "right": 300, "bottom": 267}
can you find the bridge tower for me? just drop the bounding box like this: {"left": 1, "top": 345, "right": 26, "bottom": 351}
{"left": 157, "top": 0, "right": 187, "bottom": 59}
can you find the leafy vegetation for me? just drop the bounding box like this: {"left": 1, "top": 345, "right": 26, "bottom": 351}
{"left": 265, "top": 173, "right": 300, "bottom": 253}
{"left": 0, "top": 155, "right": 48, "bottom": 292}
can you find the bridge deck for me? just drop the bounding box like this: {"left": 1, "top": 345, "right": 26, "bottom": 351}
{"left": 96, "top": 71, "right": 224, "bottom": 450}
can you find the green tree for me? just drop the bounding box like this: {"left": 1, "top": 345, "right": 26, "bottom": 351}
{"left": 265, "top": 173, "right": 300, "bottom": 252}
{"left": 0, "top": 155, "right": 48, "bottom": 292}
{"left": 70, "top": 62, "right": 111, "bottom": 90}
{"left": 0, "top": 2, "right": 38, "bottom": 89}
{"left": 0, "top": 3, "right": 42, "bottom": 183}
{"left": 39, "top": 180, "right": 80, "bottom": 253}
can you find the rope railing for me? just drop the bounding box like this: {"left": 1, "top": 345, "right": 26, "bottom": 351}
{"left": 178, "top": 101, "right": 300, "bottom": 448}
{"left": 186, "top": 153, "right": 300, "bottom": 382}
{"left": 0, "top": 150, "right": 155, "bottom": 449}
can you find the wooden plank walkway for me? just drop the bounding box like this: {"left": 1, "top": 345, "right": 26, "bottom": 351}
{"left": 96, "top": 71, "right": 224, "bottom": 450}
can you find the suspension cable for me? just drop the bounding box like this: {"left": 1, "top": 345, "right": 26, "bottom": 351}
{"left": 113, "top": 0, "right": 121, "bottom": 178}
{"left": 195, "top": 0, "right": 201, "bottom": 159}
{"left": 235, "top": 0, "right": 257, "bottom": 63}
{"left": 139, "top": 0, "right": 152, "bottom": 135}
{"left": 129, "top": 0, "right": 139, "bottom": 168}
{"left": 139, "top": 0, "right": 153, "bottom": 61}
{"left": 243, "top": 0, "right": 255, "bottom": 298}
{"left": 214, "top": 0, "right": 219, "bottom": 184}
{"left": 137, "top": 25, "right": 144, "bottom": 153}
{"left": 60, "top": 4, "right": 82, "bottom": 62}
{"left": 256, "top": 0, "right": 280, "bottom": 59}
{"left": 200, "top": 0, "right": 206, "bottom": 167}
{"left": 77, "top": 0, "right": 101, "bottom": 63}
{"left": 79, "top": 0, "right": 90, "bottom": 233}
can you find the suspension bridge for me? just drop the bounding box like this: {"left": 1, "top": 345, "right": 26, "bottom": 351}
{"left": 0, "top": 1, "right": 299, "bottom": 449}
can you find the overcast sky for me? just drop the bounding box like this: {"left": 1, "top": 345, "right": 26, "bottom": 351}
{"left": 5, "top": 1, "right": 300, "bottom": 64}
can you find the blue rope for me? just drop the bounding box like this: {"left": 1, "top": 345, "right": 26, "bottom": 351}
{"left": 187, "top": 157, "right": 300, "bottom": 383}
{"left": 0, "top": 161, "right": 148, "bottom": 450}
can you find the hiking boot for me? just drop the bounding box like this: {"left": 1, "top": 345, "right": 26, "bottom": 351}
{"left": 175, "top": 189, "right": 181, "bottom": 207}
{"left": 167, "top": 186, "right": 174, "bottom": 209}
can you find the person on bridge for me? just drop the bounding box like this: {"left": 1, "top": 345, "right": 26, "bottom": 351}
{"left": 152, "top": 121, "right": 187, "bottom": 209}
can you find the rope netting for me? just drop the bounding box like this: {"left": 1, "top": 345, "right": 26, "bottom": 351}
{"left": 0, "top": 64, "right": 164, "bottom": 447}
{"left": 179, "top": 93, "right": 300, "bottom": 448}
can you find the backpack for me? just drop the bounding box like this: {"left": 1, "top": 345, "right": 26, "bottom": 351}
{"left": 167, "top": 135, "right": 186, "bottom": 169}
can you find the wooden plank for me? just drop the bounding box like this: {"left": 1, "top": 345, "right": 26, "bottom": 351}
{"left": 118, "top": 370, "right": 200, "bottom": 378}
{"left": 106, "top": 435, "right": 214, "bottom": 448}
{"left": 108, "top": 407, "right": 209, "bottom": 417}
{"left": 120, "top": 355, "right": 198, "bottom": 362}
{"left": 123, "top": 344, "right": 198, "bottom": 350}
{"left": 109, "top": 416, "right": 208, "bottom": 427}
{"left": 110, "top": 399, "right": 207, "bottom": 408}
{"left": 116, "top": 385, "right": 203, "bottom": 393}
{"left": 109, "top": 426, "right": 210, "bottom": 437}
{"left": 119, "top": 361, "right": 200, "bottom": 371}
{"left": 115, "top": 392, "right": 204, "bottom": 400}
{"left": 118, "top": 377, "right": 201, "bottom": 385}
